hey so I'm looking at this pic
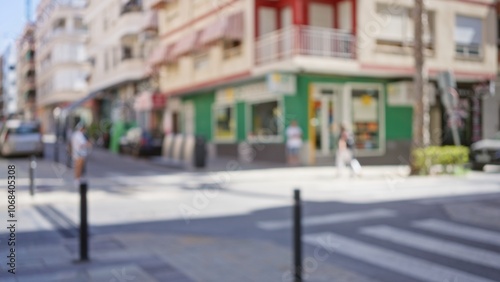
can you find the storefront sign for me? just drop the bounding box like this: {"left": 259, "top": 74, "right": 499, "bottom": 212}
{"left": 266, "top": 73, "right": 296, "bottom": 95}
{"left": 387, "top": 81, "right": 413, "bottom": 106}
{"left": 216, "top": 88, "right": 236, "bottom": 104}
{"left": 152, "top": 94, "right": 166, "bottom": 109}
{"left": 134, "top": 91, "right": 153, "bottom": 111}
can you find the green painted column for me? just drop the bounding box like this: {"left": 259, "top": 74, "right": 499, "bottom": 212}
{"left": 237, "top": 102, "right": 246, "bottom": 141}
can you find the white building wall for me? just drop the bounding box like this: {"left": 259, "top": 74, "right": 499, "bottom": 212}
{"left": 356, "top": 0, "right": 497, "bottom": 79}
{"left": 2, "top": 42, "right": 18, "bottom": 115}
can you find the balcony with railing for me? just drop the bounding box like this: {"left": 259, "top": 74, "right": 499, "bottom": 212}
{"left": 121, "top": 0, "right": 143, "bottom": 15}
{"left": 256, "top": 25, "right": 356, "bottom": 66}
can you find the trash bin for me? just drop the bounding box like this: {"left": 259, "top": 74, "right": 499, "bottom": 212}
{"left": 194, "top": 136, "right": 207, "bottom": 168}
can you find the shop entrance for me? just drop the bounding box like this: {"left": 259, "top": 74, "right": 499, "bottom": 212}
{"left": 312, "top": 85, "right": 342, "bottom": 158}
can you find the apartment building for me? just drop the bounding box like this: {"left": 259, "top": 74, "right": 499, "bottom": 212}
{"left": 35, "top": 0, "right": 89, "bottom": 133}
{"left": 85, "top": 0, "right": 159, "bottom": 152}
{"left": 483, "top": 2, "right": 500, "bottom": 139}
{"left": 149, "top": 0, "right": 497, "bottom": 165}
{"left": 1, "top": 42, "right": 18, "bottom": 117}
{"left": 0, "top": 55, "right": 3, "bottom": 117}
{"left": 16, "top": 23, "right": 37, "bottom": 120}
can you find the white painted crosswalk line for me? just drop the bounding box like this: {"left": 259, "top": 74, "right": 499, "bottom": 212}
{"left": 361, "top": 225, "right": 500, "bottom": 270}
{"left": 257, "top": 209, "right": 397, "bottom": 230}
{"left": 413, "top": 219, "right": 500, "bottom": 247}
{"left": 304, "top": 232, "right": 495, "bottom": 282}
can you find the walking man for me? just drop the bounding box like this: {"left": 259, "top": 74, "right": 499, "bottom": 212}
{"left": 286, "top": 120, "right": 303, "bottom": 166}
{"left": 71, "top": 123, "right": 92, "bottom": 185}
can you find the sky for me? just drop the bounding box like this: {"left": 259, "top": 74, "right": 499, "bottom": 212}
{"left": 0, "top": 0, "right": 40, "bottom": 54}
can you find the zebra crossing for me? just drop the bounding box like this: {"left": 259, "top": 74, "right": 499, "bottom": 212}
{"left": 258, "top": 213, "right": 500, "bottom": 281}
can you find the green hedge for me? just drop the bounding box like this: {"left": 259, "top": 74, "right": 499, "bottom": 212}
{"left": 412, "top": 146, "right": 469, "bottom": 175}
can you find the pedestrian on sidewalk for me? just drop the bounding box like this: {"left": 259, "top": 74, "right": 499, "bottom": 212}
{"left": 71, "top": 122, "right": 92, "bottom": 186}
{"left": 286, "top": 120, "right": 303, "bottom": 166}
{"left": 336, "top": 125, "right": 361, "bottom": 177}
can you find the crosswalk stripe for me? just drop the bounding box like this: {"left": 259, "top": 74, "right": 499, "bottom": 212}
{"left": 256, "top": 209, "right": 397, "bottom": 230}
{"left": 304, "top": 232, "right": 496, "bottom": 282}
{"left": 361, "top": 225, "right": 500, "bottom": 270}
{"left": 413, "top": 219, "right": 500, "bottom": 247}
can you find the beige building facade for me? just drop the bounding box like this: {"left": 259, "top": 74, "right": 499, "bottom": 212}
{"left": 85, "top": 0, "right": 159, "bottom": 137}
{"left": 35, "top": 0, "right": 89, "bottom": 133}
{"left": 149, "top": 0, "right": 497, "bottom": 164}
{"left": 16, "top": 23, "right": 37, "bottom": 120}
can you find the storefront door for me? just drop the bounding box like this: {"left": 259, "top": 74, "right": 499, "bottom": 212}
{"left": 313, "top": 86, "right": 342, "bottom": 157}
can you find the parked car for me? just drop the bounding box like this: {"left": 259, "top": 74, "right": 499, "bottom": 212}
{"left": 0, "top": 120, "right": 44, "bottom": 157}
{"left": 119, "top": 127, "right": 163, "bottom": 157}
{"left": 470, "top": 131, "right": 500, "bottom": 171}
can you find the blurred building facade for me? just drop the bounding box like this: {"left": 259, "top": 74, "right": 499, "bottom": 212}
{"left": 16, "top": 23, "right": 37, "bottom": 121}
{"left": 1, "top": 42, "right": 18, "bottom": 117}
{"left": 147, "top": 0, "right": 497, "bottom": 165}
{"left": 485, "top": 2, "right": 500, "bottom": 139}
{"left": 35, "top": 0, "right": 89, "bottom": 133}
{"left": 84, "top": 0, "right": 159, "bottom": 152}
{"left": 0, "top": 55, "right": 3, "bottom": 117}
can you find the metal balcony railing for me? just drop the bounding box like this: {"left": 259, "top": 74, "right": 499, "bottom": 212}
{"left": 256, "top": 25, "right": 356, "bottom": 65}
{"left": 456, "top": 44, "right": 481, "bottom": 58}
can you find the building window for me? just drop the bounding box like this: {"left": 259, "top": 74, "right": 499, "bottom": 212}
{"left": 375, "top": 5, "right": 434, "bottom": 48}
{"left": 74, "top": 16, "right": 86, "bottom": 32}
{"left": 250, "top": 100, "right": 280, "bottom": 138}
{"left": 53, "top": 18, "right": 66, "bottom": 33}
{"left": 455, "top": 15, "right": 482, "bottom": 58}
{"left": 122, "top": 46, "right": 133, "bottom": 60}
{"left": 214, "top": 106, "right": 235, "bottom": 140}
{"left": 166, "top": 62, "right": 179, "bottom": 76}
{"left": 223, "top": 40, "right": 242, "bottom": 59}
{"left": 351, "top": 88, "right": 381, "bottom": 151}
{"left": 193, "top": 51, "right": 209, "bottom": 70}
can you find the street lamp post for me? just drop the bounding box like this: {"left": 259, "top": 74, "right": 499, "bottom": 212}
{"left": 53, "top": 107, "right": 61, "bottom": 163}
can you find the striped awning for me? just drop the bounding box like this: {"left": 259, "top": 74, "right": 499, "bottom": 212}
{"left": 148, "top": 0, "right": 173, "bottom": 10}
{"left": 142, "top": 11, "right": 158, "bottom": 31}
{"left": 199, "top": 11, "right": 244, "bottom": 46}
{"left": 148, "top": 44, "right": 175, "bottom": 67}
{"left": 171, "top": 32, "right": 200, "bottom": 59}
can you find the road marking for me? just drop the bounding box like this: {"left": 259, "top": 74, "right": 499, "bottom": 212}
{"left": 413, "top": 219, "right": 500, "bottom": 247}
{"left": 256, "top": 209, "right": 397, "bottom": 230}
{"left": 361, "top": 225, "right": 500, "bottom": 270}
{"left": 304, "top": 232, "right": 496, "bottom": 282}
{"left": 417, "top": 194, "right": 500, "bottom": 205}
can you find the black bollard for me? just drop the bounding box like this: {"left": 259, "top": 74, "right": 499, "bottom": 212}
{"left": 79, "top": 181, "right": 89, "bottom": 262}
{"left": 54, "top": 120, "right": 60, "bottom": 163}
{"left": 29, "top": 155, "right": 36, "bottom": 196}
{"left": 293, "top": 189, "right": 302, "bottom": 282}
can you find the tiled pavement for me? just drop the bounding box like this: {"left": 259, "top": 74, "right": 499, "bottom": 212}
{"left": 0, "top": 232, "right": 382, "bottom": 282}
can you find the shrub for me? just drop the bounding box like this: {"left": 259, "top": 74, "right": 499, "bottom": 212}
{"left": 412, "top": 146, "right": 469, "bottom": 175}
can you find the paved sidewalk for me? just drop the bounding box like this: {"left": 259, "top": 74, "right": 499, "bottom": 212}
{"left": 0, "top": 231, "right": 382, "bottom": 282}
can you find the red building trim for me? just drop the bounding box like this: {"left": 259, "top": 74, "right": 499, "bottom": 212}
{"left": 160, "top": 0, "right": 240, "bottom": 39}
{"left": 360, "top": 64, "right": 415, "bottom": 74}
{"left": 442, "top": 0, "right": 498, "bottom": 7}
{"left": 162, "top": 70, "right": 251, "bottom": 97}
{"left": 361, "top": 64, "right": 496, "bottom": 80}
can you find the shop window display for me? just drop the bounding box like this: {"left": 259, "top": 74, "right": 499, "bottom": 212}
{"left": 251, "top": 101, "right": 280, "bottom": 137}
{"left": 352, "top": 89, "right": 380, "bottom": 150}
{"left": 214, "top": 106, "right": 235, "bottom": 140}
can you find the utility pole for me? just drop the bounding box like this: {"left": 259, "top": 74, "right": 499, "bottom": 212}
{"left": 410, "top": 0, "right": 428, "bottom": 173}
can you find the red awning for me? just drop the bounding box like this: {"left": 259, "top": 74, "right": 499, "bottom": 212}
{"left": 171, "top": 32, "right": 200, "bottom": 59}
{"left": 142, "top": 11, "right": 158, "bottom": 31}
{"left": 148, "top": 0, "right": 173, "bottom": 10}
{"left": 148, "top": 46, "right": 166, "bottom": 66}
{"left": 199, "top": 11, "right": 244, "bottom": 46}
{"left": 148, "top": 44, "right": 175, "bottom": 67}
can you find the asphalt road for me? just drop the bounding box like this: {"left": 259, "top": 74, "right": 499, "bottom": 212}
{"left": 0, "top": 143, "right": 500, "bottom": 281}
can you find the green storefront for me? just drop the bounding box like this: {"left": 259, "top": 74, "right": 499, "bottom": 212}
{"left": 180, "top": 73, "right": 414, "bottom": 165}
